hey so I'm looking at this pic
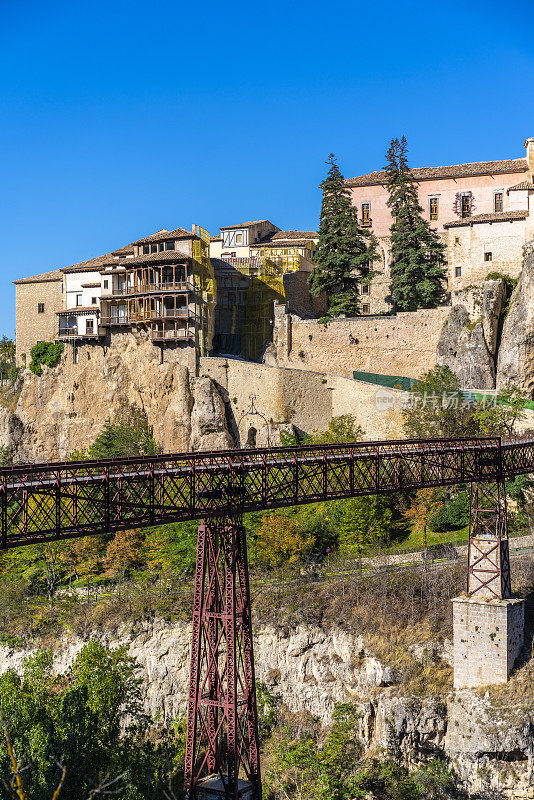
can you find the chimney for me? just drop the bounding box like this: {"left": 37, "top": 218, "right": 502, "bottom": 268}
{"left": 525, "top": 138, "right": 534, "bottom": 173}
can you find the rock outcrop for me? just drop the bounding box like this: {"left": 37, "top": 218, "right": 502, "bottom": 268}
{"left": 3, "top": 331, "right": 233, "bottom": 462}
{"left": 436, "top": 278, "right": 506, "bottom": 390}
{"left": 497, "top": 241, "right": 534, "bottom": 396}
{"left": 189, "top": 376, "right": 234, "bottom": 451}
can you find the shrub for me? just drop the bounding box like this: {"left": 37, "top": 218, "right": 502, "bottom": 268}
{"left": 29, "top": 341, "right": 64, "bottom": 375}
{"left": 429, "top": 491, "right": 469, "bottom": 532}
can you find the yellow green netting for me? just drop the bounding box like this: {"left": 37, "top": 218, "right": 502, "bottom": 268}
{"left": 192, "top": 224, "right": 216, "bottom": 357}
{"left": 235, "top": 253, "right": 302, "bottom": 361}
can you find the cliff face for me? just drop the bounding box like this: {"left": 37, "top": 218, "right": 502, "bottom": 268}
{"left": 5, "top": 331, "right": 233, "bottom": 462}
{"left": 1, "top": 619, "right": 532, "bottom": 799}
{"left": 436, "top": 278, "right": 506, "bottom": 390}
{"left": 498, "top": 241, "right": 534, "bottom": 395}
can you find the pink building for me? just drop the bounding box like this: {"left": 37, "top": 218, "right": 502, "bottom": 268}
{"left": 345, "top": 138, "right": 534, "bottom": 311}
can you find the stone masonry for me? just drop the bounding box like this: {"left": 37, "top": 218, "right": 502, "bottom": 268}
{"left": 14, "top": 273, "right": 63, "bottom": 365}
{"left": 452, "top": 596, "right": 524, "bottom": 689}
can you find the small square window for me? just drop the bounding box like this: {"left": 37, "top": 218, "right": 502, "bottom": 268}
{"left": 158, "top": 242, "right": 165, "bottom": 252}
{"left": 494, "top": 192, "right": 503, "bottom": 213}
{"left": 429, "top": 197, "right": 439, "bottom": 221}
{"left": 151, "top": 244, "right": 158, "bottom": 253}
{"left": 361, "top": 284, "right": 370, "bottom": 295}
{"left": 236, "top": 233, "right": 243, "bottom": 244}
{"left": 362, "top": 303, "right": 370, "bottom": 314}
{"left": 76, "top": 294, "right": 82, "bottom": 307}
{"left": 103, "top": 280, "right": 108, "bottom": 289}
{"left": 91, "top": 297, "right": 97, "bottom": 304}
{"left": 454, "top": 237, "right": 460, "bottom": 245}
{"left": 484, "top": 251, "right": 492, "bottom": 262}
{"left": 37, "top": 303, "right": 44, "bottom": 313}
{"left": 143, "top": 245, "right": 150, "bottom": 254}
{"left": 165, "top": 241, "right": 175, "bottom": 251}
{"left": 455, "top": 266, "right": 462, "bottom": 277}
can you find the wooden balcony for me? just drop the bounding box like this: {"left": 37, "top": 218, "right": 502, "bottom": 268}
{"left": 110, "top": 281, "right": 188, "bottom": 297}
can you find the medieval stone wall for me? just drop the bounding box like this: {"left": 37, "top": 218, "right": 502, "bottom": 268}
{"left": 266, "top": 305, "right": 451, "bottom": 381}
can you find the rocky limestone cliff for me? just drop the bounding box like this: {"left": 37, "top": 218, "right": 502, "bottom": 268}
{"left": 0, "top": 620, "right": 532, "bottom": 798}
{"left": 498, "top": 241, "right": 534, "bottom": 396}
{"left": 3, "top": 331, "right": 233, "bottom": 462}
{"left": 436, "top": 278, "right": 506, "bottom": 390}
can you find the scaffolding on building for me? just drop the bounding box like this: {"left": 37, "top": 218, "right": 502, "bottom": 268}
{"left": 192, "top": 224, "right": 216, "bottom": 357}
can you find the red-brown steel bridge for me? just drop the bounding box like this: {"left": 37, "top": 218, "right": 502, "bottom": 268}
{"left": 1, "top": 433, "right": 534, "bottom": 800}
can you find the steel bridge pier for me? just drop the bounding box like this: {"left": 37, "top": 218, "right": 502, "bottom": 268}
{"left": 184, "top": 494, "right": 261, "bottom": 800}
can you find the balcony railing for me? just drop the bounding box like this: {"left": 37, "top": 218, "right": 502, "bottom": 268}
{"left": 151, "top": 330, "right": 191, "bottom": 341}
{"left": 58, "top": 328, "right": 100, "bottom": 339}
{"left": 100, "top": 316, "right": 129, "bottom": 326}
{"left": 107, "top": 281, "right": 188, "bottom": 297}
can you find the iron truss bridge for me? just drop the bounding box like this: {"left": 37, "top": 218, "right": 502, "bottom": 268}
{"left": 1, "top": 434, "right": 533, "bottom": 549}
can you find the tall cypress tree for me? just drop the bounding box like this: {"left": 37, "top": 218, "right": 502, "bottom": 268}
{"left": 310, "top": 154, "right": 378, "bottom": 318}
{"left": 385, "top": 137, "right": 447, "bottom": 311}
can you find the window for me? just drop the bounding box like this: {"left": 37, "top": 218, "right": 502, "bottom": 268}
{"left": 37, "top": 303, "right": 44, "bottom": 313}
{"left": 455, "top": 237, "right": 460, "bottom": 245}
{"left": 86, "top": 319, "right": 94, "bottom": 334}
{"left": 494, "top": 192, "right": 503, "bottom": 213}
{"left": 361, "top": 202, "right": 371, "bottom": 226}
{"left": 455, "top": 266, "right": 462, "bottom": 277}
{"left": 361, "top": 284, "right": 370, "bottom": 295}
{"left": 429, "top": 197, "right": 439, "bottom": 221}
{"left": 461, "top": 193, "right": 471, "bottom": 218}
{"left": 103, "top": 280, "right": 108, "bottom": 289}
{"left": 150, "top": 244, "right": 158, "bottom": 253}
{"left": 143, "top": 245, "right": 150, "bottom": 254}
{"left": 362, "top": 303, "right": 370, "bottom": 314}
{"left": 236, "top": 233, "right": 243, "bottom": 244}
{"left": 484, "top": 251, "right": 492, "bottom": 262}
{"left": 165, "top": 241, "right": 175, "bottom": 251}
{"left": 91, "top": 297, "right": 97, "bottom": 304}
{"left": 76, "top": 294, "right": 82, "bottom": 307}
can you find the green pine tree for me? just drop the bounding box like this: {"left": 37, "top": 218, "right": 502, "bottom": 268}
{"left": 310, "top": 153, "right": 378, "bottom": 318}
{"left": 385, "top": 137, "right": 447, "bottom": 311}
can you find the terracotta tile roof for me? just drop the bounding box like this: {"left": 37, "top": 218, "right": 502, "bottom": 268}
{"left": 13, "top": 269, "right": 64, "bottom": 285}
{"left": 507, "top": 180, "right": 534, "bottom": 192}
{"left": 57, "top": 307, "right": 99, "bottom": 315}
{"left": 111, "top": 245, "right": 135, "bottom": 256}
{"left": 443, "top": 210, "right": 529, "bottom": 228}
{"left": 105, "top": 250, "right": 191, "bottom": 267}
{"left": 131, "top": 228, "right": 193, "bottom": 245}
{"left": 62, "top": 253, "right": 117, "bottom": 273}
{"left": 210, "top": 235, "right": 223, "bottom": 242}
{"left": 219, "top": 220, "right": 276, "bottom": 230}
{"left": 345, "top": 158, "right": 528, "bottom": 187}
{"left": 270, "top": 230, "right": 318, "bottom": 241}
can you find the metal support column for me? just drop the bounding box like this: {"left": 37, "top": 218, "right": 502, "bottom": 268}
{"left": 467, "top": 480, "right": 511, "bottom": 599}
{"left": 184, "top": 495, "right": 261, "bottom": 800}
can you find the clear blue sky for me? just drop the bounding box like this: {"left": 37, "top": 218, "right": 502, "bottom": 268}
{"left": 1, "top": 0, "right": 532, "bottom": 337}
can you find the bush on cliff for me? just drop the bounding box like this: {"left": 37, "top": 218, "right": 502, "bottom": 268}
{"left": 29, "top": 341, "right": 64, "bottom": 375}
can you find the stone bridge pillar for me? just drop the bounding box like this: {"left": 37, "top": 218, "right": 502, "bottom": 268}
{"left": 452, "top": 481, "right": 524, "bottom": 689}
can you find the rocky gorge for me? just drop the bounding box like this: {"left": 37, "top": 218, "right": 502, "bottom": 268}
{"left": 0, "top": 616, "right": 532, "bottom": 799}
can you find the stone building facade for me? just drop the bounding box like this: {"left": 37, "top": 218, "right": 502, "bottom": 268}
{"left": 13, "top": 270, "right": 64, "bottom": 365}
{"left": 346, "top": 137, "right": 534, "bottom": 311}
{"left": 14, "top": 221, "right": 318, "bottom": 368}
